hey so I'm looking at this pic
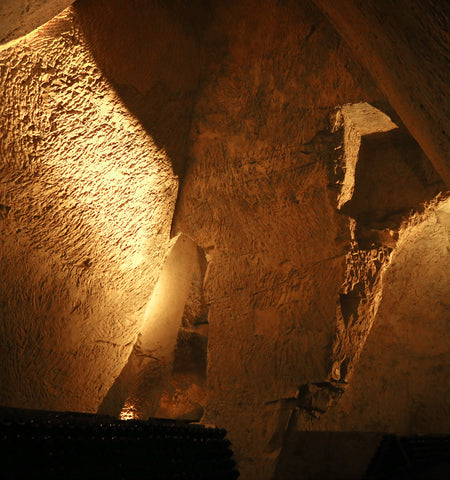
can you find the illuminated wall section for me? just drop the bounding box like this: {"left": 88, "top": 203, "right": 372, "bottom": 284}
{"left": 0, "top": 1, "right": 449, "bottom": 479}
{"left": 0, "top": 6, "right": 188, "bottom": 413}
{"left": 98, "top": 234, "right": 207, "bottom": 421}
{"left": 0, "top": 0, "right": 74, "bottom": 45}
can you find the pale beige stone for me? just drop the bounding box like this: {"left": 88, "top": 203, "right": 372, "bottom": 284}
{"left": 0, "top": 1, "right": 449, "bottom": 479}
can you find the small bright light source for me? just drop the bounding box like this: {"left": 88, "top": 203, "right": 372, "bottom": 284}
{"left": 119, "top": 401, "right": 138, "bottom": 421}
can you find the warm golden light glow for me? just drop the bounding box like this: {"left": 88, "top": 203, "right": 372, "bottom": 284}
{"left": 119, "top": 401, "right": 138, "bottom": 421}
{"left": 140, "top": 234, "right": 198, "bottom": 355}
{"left": 0, "top": 8, "right": 177, "bottom": 282}
{"left": 0, "top": 5, "right": 180, "bottom": 414}
{"left": 116, "top": 234, "right": 200, "bottom": 419}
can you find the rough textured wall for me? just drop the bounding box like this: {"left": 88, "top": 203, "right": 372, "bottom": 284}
{"left": 313, "top": 0, "right": 450, "bottom": 187}
{"left": 277, "top": 196, "right": 450, "bottom": 478}
{"left": 327, "top": 103, "right": 445, "bottom": 387}
{"left": 0, "top": 0, "right": 449, "bottom": 479}
{"left": 172, "top": 1, "right": 387, "bottom": 477}
{"left": 0, "top": 0, "right": 202, "bottom": 412}
{"left": 72, "top": 0, "right": 208, "bottom": 178}
{"left": 318, "top": 196, "right": 450, "bottom": 434}
{"left": 173, "top": 1, "right": 448, "bottom": 476}
{"left": 0, "top": 0, "right": 74, "bottom": 45}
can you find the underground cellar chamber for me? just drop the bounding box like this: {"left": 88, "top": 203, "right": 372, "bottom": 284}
{"left": 0, "top": 0, "right": 449, "bottom": 478}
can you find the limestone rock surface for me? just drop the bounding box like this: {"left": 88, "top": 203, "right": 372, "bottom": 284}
{"left": 0, "top": 6, "right": 187, "bottom": 412}
{"left": 313, "top": 0, "right": 450, "bottom": 187}
{"left": 0, "top": 1, "right": 449, "bottom": 479}
{"left": 0, "top": 0, "right": 74, "bottom": 45}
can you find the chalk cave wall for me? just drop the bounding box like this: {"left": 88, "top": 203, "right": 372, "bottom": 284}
{"left": 0, "top": 0, "right": 203, "bottom": 411}
{"left": 0, "top": 1, "right": 449, "bottom": 479}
